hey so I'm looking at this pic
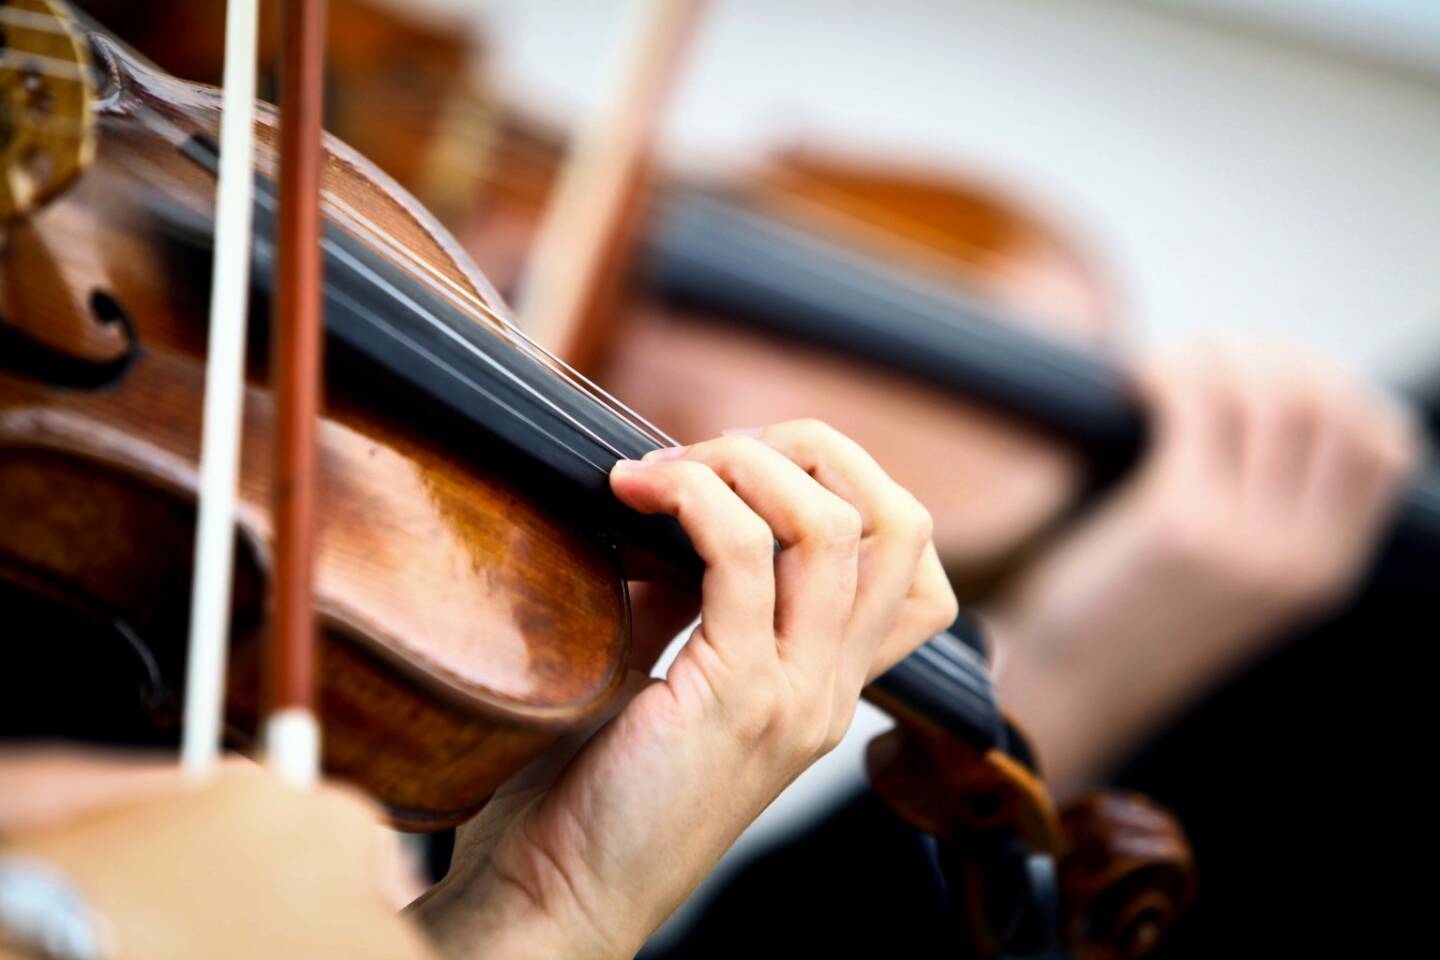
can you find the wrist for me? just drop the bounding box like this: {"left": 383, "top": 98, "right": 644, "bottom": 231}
{"left": 409, "top": 860, "right": 635, "bottom": 960}
{"left": 988, "top": 604, "right": 1163, "bottom": 798}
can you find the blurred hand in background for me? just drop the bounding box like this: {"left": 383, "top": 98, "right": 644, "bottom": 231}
{"left": 986, "top": 340, "right": 1418, "bottom": 798}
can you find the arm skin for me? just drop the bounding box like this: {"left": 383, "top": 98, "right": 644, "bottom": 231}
{"left": 984, "top": 340, "right": 1418, "bottom": 799}
{"left": 408, "top": 420, "right": 958, "bottom": 959}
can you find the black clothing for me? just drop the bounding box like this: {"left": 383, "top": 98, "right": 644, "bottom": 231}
{"left": 649, "top": 579, "right": 1437, "bottom": 958}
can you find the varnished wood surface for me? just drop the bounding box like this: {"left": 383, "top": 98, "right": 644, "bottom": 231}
{"left": 0, "top": 38, "right": 628, "bottom": 826}
{"left": 75, "top": 0, "right": 489, "bottom": 225}
{"left": 1058, "top": 791, "right": 1197, "bottom": 960}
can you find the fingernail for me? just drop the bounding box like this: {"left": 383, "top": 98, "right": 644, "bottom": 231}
{"left": 721, "top": 427, "right": 762, "bottom": 438}
{"left": 642, "top": 445, "right": 688, "bottom": 462}
{"left": 612, "top": 458, "right": 651, "bottom": 473}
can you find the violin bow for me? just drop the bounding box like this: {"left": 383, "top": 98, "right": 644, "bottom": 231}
{"left": 266, "top": 0, "right": 328, "bottom": 786}
{"left": 179, "top": 0, "right": 261, "bottom": 778}
{"left": 180, "top": 0, "right": 328, "bottom": 787}
{"left": 518, "top": 0, "right": 710, "bottom": 368}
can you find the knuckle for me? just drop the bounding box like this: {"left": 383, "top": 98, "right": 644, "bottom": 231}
{"left": 929, "top": 588, "right": 961, "bottom": 634}
{"left": 668, "top": 459, "right": 715, "bottom": 491}
{"left": 710, "top": 433, "right": 765, "bottom": 463}
{"left": 1270, "top": 386, "right": 1316, "bottom": 434}
{"left": 904, "top": 493, "right": 935, "bottom": 545}
{"left": 872, "top": 491, "right": 932, "bottom": 550}
{"left": 666, "top": 467, "right": 706, "bottom": 515}
{"left": 723, "top": 518, "right": 776, "bottom": 568}
{"left": 687, "top": 437, "right": 754, "bottom": 489}
{"left": 788, "top": 417, "right": 834, "bottom": 439}
{"left": 906, "top": 585, "right": 959, "bottom": 640}
{"left": 819, "top": 501, "right": 864, "bottom": 548}
{"left": 777, "top": 418, "right": 841, "bottom": 455}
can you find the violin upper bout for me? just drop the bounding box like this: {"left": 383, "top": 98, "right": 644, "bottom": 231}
{"left": 0, "top": 0, "right": 98, "bottom": 223}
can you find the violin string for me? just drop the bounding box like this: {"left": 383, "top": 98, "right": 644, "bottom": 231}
{"left": 316, "top": 188, "right": 674, "bottom": 447}
{"left": 14, "top": 7, "right": 1036, "bottom": 458}
{"left": 127, "top": 97, "right": 673, "bottom": 450}
{"left": 121, "top": 102, "right": 634, "bottom": 471}
{"left": 116, "top": 100, "right": 662, "bottom": 469}
{"left": 319, "top": 253, "right": 618, "bottom": 478}
{"left": 216, "top": 91, "right": 668, "bottom": 441}
{"left": 1, "top": 10, "right": 612, "bottom": 434}
{"left": 311, "top": 204, "right": 631, "bottom": 469}
{"left": 299, "top": 184, "right": 673, "bottom": 457}
{"left": 130, "top": 100, "right": 195, "bottom": 151}
{"left": 8, "top": 9, "right": 1056, "bottom": 404}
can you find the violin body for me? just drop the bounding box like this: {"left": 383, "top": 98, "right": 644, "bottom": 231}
{"left": 0, "top": 34, "right": 628, "bottom": 829}
{"left": 73, "top": 0, "right": 492, "bottom": 225}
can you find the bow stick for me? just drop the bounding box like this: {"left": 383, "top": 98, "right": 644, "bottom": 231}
{"left": 266, "top": 0, "right": 328, "bottom": 787}
{"left": 180, "top": 0, "right": 261, "bottom": 778}
{"left": 180, "top": 0, "right": 328, "bottom": 788}
{"left": 518, "top": 0, "right": 710, "bottom": 368}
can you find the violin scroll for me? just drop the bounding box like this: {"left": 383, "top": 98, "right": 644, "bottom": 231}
{"left": 1058, "top": 791, "right": 1197, "bottom": 960}
{"left": 868, "top": 708, "right": 1194, "bottom": 958}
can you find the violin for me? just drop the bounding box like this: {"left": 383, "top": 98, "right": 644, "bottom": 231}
{"left": 73, "top": 0, "right": 1440, "bottom": 594}
{"left": 66, "top": 0, "right": 493, "bottom": 227}
{"left": 68, "top": 0, "right": 1114, "bottom": 595}
{"left": 0, "top": 5, "right": 1193, "bottom": 957}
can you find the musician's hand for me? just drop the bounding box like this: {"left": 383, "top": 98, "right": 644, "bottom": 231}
{"left": 987, "top": 341, "right": 1417, "bottom": 798}
{"left": 411, "top": 421, "right": 956, "bottom": 959}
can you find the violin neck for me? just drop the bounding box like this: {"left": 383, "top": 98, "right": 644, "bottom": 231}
{"left": 649, "top": 191, "right": 1146, "bottom": 474}
{"left": 158, "top": 135, "right": 1019, "bottom": 753}
{"left": 160, "top": 134, "right": 699, "bottom": 575}
{"left": 647, "top": 189, "right": 1440, "bottom": 584}
{"left": 868, "top": 627, "right": 1005, "bottom": 752}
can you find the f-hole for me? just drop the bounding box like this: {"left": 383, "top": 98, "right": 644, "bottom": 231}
{"left": 0, "top": 287, "right": 140, "bottom": 389}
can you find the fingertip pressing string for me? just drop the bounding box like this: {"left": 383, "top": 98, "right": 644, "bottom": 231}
{"left": 179, "top": 0, "right": 260, "bottom": 781}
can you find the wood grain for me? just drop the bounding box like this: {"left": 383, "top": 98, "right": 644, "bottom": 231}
{"left": 0, "top": 38, "right": 629, "bottom": 827}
